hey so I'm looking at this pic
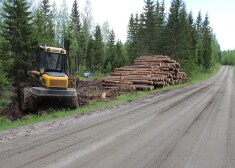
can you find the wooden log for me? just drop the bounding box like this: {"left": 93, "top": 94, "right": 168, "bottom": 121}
{"left": 103, "top": 80, "right": 133, "bottom": 85}
{"left": 131, "top": 80, "right": 154, "bottom": 85}
{"left": 132, "top": 84, "right": 154, "bottom": 91}
{"left": 154, "top": 81, "right": 166, "bottom": 86}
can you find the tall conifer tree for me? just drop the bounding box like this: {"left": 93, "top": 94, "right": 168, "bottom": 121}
{"left": 93, "top": 25, "right": 103, "bottom": 71}
{"left": 143, "top": 0, "right": 155, "bottom": 54}
{"left": 71, "top": 0, "right": 80, "bottom": 32}
{"left": 202, "top": 14, "right": 212, "bottom": 70}
{"left": 1, "top": 0, "right": 32, "bottom": 78}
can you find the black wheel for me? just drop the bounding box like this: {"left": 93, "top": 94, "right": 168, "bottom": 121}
{"left": 65, "top": 96, "right": 78, "bottom": 109}
{"left": 21, "top": 87, "right": 38, "bottom": 112}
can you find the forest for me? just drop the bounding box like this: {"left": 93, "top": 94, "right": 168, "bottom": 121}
{"left": 0, "top": 0, "right": 222, "bottom": 91}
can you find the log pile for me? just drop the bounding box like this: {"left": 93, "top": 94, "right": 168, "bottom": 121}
{"left": 102, "top": 55, "right": 187, "bottom": 91}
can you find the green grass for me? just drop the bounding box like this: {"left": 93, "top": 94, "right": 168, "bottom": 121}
{"left": 187, "top": 63, "right": 221, "bottom": 83}
{"left": 0, "top": 88, "right": 12, "bottom": 109}
{"left": 0, "top": 64, "right": 221, "bottom": 131}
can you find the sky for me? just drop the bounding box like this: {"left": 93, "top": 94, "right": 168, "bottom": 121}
{"left": 56, "top": 0, "right": 235, "bottom": 51}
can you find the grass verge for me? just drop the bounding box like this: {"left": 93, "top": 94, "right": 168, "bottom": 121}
{"left": 0, "top": 64, "right": 221, "bottom": 131}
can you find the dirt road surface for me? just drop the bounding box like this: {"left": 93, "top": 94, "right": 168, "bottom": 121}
{"left": 0, "top": 66, "right": 234, "bottom": 168}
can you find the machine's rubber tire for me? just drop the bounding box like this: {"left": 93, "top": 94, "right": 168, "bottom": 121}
{"left": 66, "top": 96, "right": 79, "bottom": 109}
{"left": 21, "top": 87, "right": 38, "bottom": 112}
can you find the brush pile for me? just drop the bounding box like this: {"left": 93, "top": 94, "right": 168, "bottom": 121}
{"left": 102, "top": 55, "right": 187, "bottom": 91}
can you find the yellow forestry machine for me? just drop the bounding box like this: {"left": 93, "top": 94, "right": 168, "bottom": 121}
{"left": 19, "top": 44, "right": 78, "bottom": 112}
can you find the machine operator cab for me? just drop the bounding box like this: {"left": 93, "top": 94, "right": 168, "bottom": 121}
{"left": 32, "top": 44, "right": 69, "bottom": 89}
{"left": 38, "top": 45, "right": 66, "bottom": 73}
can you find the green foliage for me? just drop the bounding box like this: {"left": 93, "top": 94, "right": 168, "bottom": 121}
{"left": 86, "top": 36, "right": 94, "bottom": 71}
{"left": 0, "top": 89, "right": 12, "bottom": 109}
{"left": 143, "top": 0, "right": 156, "bottom": 54}
{"left": 93, "top": 25, "right": 104, "bottom": 71}
{"left": 0, "top": 0, "right": 222, "bottom": 85}
{"left": 201, "top": 14, "right": 212, "bottom": 71}
{"left": 0, "top": 62, "right": 9, "bottom": 90}
{"left": 105, "top": 62, "right": 112, "bottom": 73}
{"left": 71, "top": 0, "right": 80, "bottom": 32}
{"left": 1, "top": 0, "right": 33, "bottom": 80}
{"left": 39, "top": 0, "right": 55, "bottom": 45}
{"left": 221, "top": 50, "right": 235, "bottom": 65}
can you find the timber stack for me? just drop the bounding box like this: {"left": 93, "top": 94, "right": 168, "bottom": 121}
{"left": 102, "top": 55, "right": 187, "bottom": 91}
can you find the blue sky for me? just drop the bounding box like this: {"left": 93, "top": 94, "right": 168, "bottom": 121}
{"left": 60, "top": 0, "right": 235, "bottom": 50}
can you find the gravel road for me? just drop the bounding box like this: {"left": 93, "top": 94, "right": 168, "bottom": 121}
{"left": 0, "top": 66, "right": 234, "bottom": 168}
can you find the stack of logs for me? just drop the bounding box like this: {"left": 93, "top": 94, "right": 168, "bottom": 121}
{"left": 102, "top": 55, "right": 187, "bottom": 91}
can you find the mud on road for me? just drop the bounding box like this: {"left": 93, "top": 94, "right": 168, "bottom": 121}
{"left": 0, "top": 66, "right": 234, "bottom": 168}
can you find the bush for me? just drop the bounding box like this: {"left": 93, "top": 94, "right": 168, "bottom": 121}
{"left": 0, "top": 62, "right": 9, "bottom": 90}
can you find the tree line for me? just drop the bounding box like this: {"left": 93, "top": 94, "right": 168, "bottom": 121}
{"left": 126, "top": 0, "right": 221, "bottom": 74}
{"left": 221, "top": 50, "right": 235, "bottom": 65}
{"left": 0, "top": 0, "right": 221, "bottom": 88}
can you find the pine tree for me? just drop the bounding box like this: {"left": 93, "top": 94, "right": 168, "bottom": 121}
{"left": 1, "top": 0, "right": 33, "bottom": 79}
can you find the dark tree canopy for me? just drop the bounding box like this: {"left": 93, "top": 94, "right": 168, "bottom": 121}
{"left": 1, "top": 0, "right": 33, "bottom": 78}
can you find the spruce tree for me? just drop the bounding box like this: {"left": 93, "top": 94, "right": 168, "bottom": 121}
{"left": 154, "top": 0, "right": 166, "bottom": 55}
{"left": 86, "top": 36, "right": 94, "bottom": 72}
{"left": 127, "top": 13, "right": 136, "bottom": 62}
{"left": 202, "top": 14, "right": 212, "bottom": 70}
{"left": 1, "top": 0, "right": 33, "bottom": 79}
{"left": 114, "top": 41, "right": 128, "bottom": 68}
{"left": 71, "top": 0, "right": 80, "bottom": 32}
{"left": 127, "top": 14, "right": 135, "bottom": 45}
{"left": 211, "top": 34, "right": 221, "bottom": 64}
{"left": 143, "top": 0, "right": 155, "bottom": 54}
{"left": 137, "top": 13, "right": 146, "bottom": 56}
{"left": 195, "top": 11, "right": 203, "bottom": 66}
{"left": 93, "top": 25, "right": 104, "bottom": 71}
{"left": 32, "top": 9, "right": 44, "bottom": 45}
{"left": 40, "top": 0, "right": 55, "bottom": 45}
{"left": 165, "top": 0, "right": 188, "bottom": 61}
{"left": 188, "top": 11, "right": 197, "bottom": 66}
{"left": 104, "top": 30, "right": 116, "bottom": 72}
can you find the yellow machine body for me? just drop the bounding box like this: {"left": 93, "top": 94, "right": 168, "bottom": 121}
{"left": 41, "top": 73, "right": 68, "bottom": 88}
